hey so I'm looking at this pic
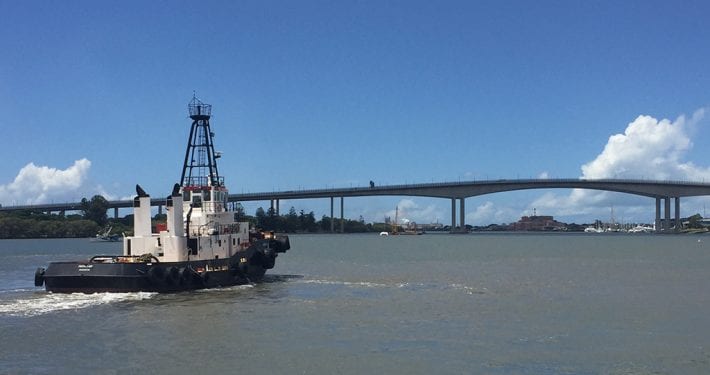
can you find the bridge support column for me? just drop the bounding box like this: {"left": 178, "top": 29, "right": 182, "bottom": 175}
{"left": 340, "top": 197, "right": 344, "bottom": 233}
{"left": 267, "top": 199, "right": 280, "bottom": 215}
{"left": 675, "top": 197, "right": 683, "bottom": 233}
{"left": 114, "top": 207, "right": 119, "bottom": 219}
{"left": 655, "top": 198, "right": 661, "bottom": 233}
{"left": 276, "top": 199, "right": 280, "bottom": 216}
{"left": 664, "top": 197, "right": 671, "bottom": 232}
{"left": 450, "top": 198, "right": 456, "bottom": 233}
{"left": 330, "top": 197, "right": 334, "bottom": 233}
{"left": 158, "top": 205, "right": 163, "bottom": 216}
{"left": 460, "top": 198, "right": 466, "bottom": 233}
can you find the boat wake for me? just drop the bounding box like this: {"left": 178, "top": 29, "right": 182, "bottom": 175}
{"left": 299, "top": 279, "right": 389, "bottom": 288}
{"left": 194, "top": 284, "right": 255, "bottom": 293}
{"left": 0, "top": 291, "right": 156, "bottom": 317}
{"left": 296, "top": 278, "right": 487, "bottom": 295}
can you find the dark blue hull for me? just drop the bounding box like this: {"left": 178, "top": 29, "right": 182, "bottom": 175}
{"left": 35, "top": 238, "right": 289, "bottom": 293}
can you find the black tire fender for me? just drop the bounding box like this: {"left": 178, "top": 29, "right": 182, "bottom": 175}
{"left": 34, "top": 267, "right": 45, "bottom": 287}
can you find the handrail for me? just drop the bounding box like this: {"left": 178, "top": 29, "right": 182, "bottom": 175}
{"left": 90, "top": 254, "right": 159, "bottom": 264}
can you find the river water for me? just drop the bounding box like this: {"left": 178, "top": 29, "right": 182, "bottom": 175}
{"left": 1, "top": 233, "right": 709, "bottom": 374}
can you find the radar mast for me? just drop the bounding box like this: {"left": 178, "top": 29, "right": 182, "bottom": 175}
{"left": 180, "top": 95, "right": 222, "bottom": 188}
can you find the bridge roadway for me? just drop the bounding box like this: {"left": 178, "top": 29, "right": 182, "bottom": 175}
{"left": 3, "top": 178, "right": 710, "bottom": 233}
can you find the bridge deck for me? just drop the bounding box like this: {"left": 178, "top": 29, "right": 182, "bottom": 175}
{"left": 3, "top": 178, "right": 703, "bottom": 234}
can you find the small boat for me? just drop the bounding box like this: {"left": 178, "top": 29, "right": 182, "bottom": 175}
{"left": 91, "top": 226, "right": 120, "bottom": 242}
{"left": 584, "top": 226, "right": 603, "bottom": 233}
{"left": 34, "top": 96, "right": 290, "bottom": 293}
{"left": 389, "top": 206, "right": 424, "bottom": 235}
{"left": 628, "top": 225, "right": 654, "bottom": 233}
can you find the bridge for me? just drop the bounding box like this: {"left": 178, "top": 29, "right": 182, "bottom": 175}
{"left": 3, "top": 178, "right": 710, "bottom": 233}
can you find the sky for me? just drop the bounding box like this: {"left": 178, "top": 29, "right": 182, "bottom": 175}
{"left": 1, "top": 0, "right": 710, "bottom": 226}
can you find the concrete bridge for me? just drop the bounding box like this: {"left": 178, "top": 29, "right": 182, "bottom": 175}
{"left": 3, "top": 178, "right": 710, "bottom": 233}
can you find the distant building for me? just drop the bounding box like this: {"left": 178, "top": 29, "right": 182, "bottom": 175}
{"left": 511, "top": 215, "right": 566, "bottom": 231}
{"left": 418, "top": 222, "right": 445, "bottom": 231}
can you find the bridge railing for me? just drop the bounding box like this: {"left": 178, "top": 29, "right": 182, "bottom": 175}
{"left": 3, "top": 178, "right": 710, "bottom": 212}
{"left": 232, "top": 177, "right": 710, "bottom": 198}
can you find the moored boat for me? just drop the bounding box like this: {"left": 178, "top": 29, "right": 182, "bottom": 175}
{"left": 34, "top": 96, "right": 290, "bottom": 293}
{"left": 91, "top": 225, "right": 120, "bottom": 242}
{"left": 389, "top": 206, "right": 424, "bottom": 235}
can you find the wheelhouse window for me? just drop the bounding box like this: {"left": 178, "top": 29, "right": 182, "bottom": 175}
{"left": 192, "top": 194, "right": 202, "bottom": 207}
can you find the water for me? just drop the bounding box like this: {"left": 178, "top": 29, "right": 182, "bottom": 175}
{"left": 2, "top": 234, "right": 710, "bottom": 374}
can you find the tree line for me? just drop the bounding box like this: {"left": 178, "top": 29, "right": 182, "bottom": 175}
{"left": 4, "top": 193, "right": 710, "bottom": 239}
{"left": 0, "top": 195, "right": 390, "bottom": 239}
{"left": 249, "top": 206, "right": 389, "bottom": 233}
{"left": 0, "top": 195, "right": 118, "bottom": 239}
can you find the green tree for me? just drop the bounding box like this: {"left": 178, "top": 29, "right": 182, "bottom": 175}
{"left": 320, "top": 215, "right": 332, "bottom": 232}
{"left": 267, "top": 207, "right": 285, "bottom": 232}
{"left": 285, "top": 207, "right": 299, "bottom": 232}
{"left": 234, "top": 203, "right": 246, "bottom": 221}
{"left": 299, "top": 210, "right": 318, "bottom": 232}
{"left": 255, "top": 207, "right": 267, "bottom": 228}
{"left": 81, "top": 195, "right": 109, "bottom": 227}
{"left": 687, "top": 213, "right": 703, "bottom": 229}
{"left": 65, "top": 220, "right": 99, "bottom": 238}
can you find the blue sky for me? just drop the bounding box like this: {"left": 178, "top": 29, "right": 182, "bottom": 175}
{"left": 1, "top": 0, "right": 710, "bottom": 225}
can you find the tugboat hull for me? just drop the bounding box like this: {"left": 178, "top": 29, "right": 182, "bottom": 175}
{"left": 36, "top": 238, "right": 288, "bottom": 293}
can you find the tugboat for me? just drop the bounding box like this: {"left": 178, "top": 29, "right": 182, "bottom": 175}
{"left": 34, "top": 96, "right": 290, "bottom": 293}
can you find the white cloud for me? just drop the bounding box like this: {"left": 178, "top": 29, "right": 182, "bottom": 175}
{"left": 467, "top": 201, "right": 519, "bottom": 225}
{"left": 0, "top": 159, "right": 92, "bottom": 205}
{"left": 581, "top": 108, "right": 708, "bottom": 180}
{"left": 529, "top": 108, "right": 710, "bottom": 222}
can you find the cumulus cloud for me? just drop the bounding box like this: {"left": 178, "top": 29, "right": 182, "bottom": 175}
{"left": 530, "top": 108, "right": 709, "bottom": 222}
{"left": 581, "top": 108, "right": 708, "bottom": 180}
{"left": 467, "top": 201, "right": 519, "bottom": 225}
{"left": 0, "top": 159, "right": 92, "bottom": 205}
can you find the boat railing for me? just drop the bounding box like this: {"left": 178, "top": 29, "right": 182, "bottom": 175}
{"left": 90, "top": 254, "right": 160, "bottom": 264}
{"left": 183, "top": 176, "right": 225, "bottom": 188}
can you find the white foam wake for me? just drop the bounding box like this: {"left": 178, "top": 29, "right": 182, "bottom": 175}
{"left": 299, "top": 279, "right": 388, "bottom": 288}
{"left": 194, "top": 284, "right": 255, "bottom": 293}
{"left": 0, "top": 292, "right": 156, "bottom": 317}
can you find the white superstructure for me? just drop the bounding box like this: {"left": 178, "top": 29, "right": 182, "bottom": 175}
{"left": 123, "top": 183, "right": 251, "bottom": 263}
